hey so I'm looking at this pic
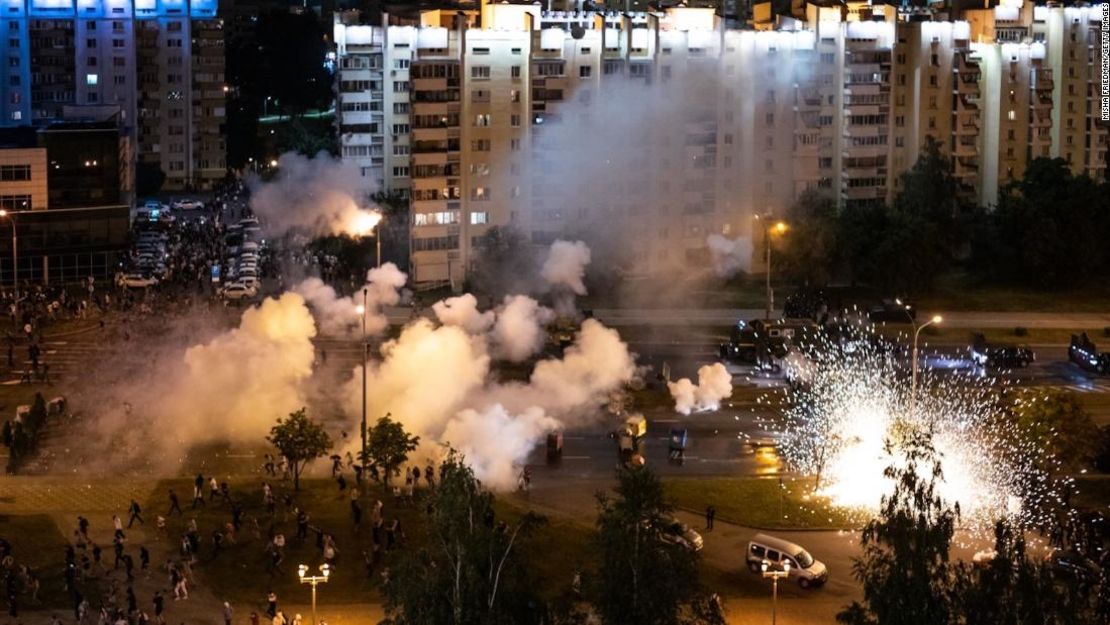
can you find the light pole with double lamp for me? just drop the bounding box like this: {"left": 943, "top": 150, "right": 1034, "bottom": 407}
{"left": 0, "top": 210, "right": 18, "bottom": 301}
{"left": 761, "top": 559, "right": 791, "bottom": 625}
{"left": 297, "top": 563, "right": 330, "bottom": 625}
{"left": 911, "top": 314, "right": 943, "bottom": 416}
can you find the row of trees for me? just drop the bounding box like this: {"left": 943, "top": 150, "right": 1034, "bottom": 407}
{"left": 381, "top": 459, "right": 724, "bottom": 625}
{"left": 776, "top": 139, "right": 1110, "bottom": 292}
{"left": 266, "top": 409, "right": 419, "bottom": 491}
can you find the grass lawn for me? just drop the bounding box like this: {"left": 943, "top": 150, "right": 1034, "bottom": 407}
{"left": 152, "top": 476, "right": 594, "bottom": 610}
{"left": 662, "top": 476, "right": 864, "bottom": 530}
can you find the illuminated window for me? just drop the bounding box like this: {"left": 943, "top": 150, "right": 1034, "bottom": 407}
{"left": 86, "top": 73, "right": 98, "bottom": 85}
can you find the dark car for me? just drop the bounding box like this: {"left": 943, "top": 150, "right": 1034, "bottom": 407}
{"left": 1069, "top": 333, "right": 1110, "bottom": 374}
{"left": 970, "top": 333, "right": 1035, "bottom": 369}
{"left": 868, "top": 298, "right": 916, "bottom": 323}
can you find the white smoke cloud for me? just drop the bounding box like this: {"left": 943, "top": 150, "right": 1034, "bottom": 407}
{"left": 432, "top": 294, "right": 495, "bottom": 335}
{"left": 706, "top": 234, "right": 753, "bottom": 279}
{"left": 541, "top": 240, "right": 591, "bottom": 316}
{"left": 249, "top": 151, "right": 382, "bottom": 238}
{"left": 293, "top": 277, "right": 360, "bottom": 336}
{"left": 344, "top": 315, "right": 636, "bottom": 490}
{"left": 441, "top": 405, "right": 558, "bottom": 490}
{"left": 293, "top": 263, "right": 406, "bottom": 337}
{"left": 491, "top": 295, "right": 555, "bottom": 363}
{"left": 668, "top": 362, "right": 734, "bottom": 415}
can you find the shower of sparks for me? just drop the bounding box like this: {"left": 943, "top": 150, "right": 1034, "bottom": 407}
{"left": 760, "top": 321, "right": 1071, "bottom": 533}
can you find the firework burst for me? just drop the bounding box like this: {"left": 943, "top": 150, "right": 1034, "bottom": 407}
{"left": 763, "top": 321, "right": 1070, "bottom": 532}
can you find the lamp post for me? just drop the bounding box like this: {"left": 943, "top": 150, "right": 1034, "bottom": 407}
{"left": 357, "top": 288, "right": 369, "bottom": 483}
{"left": 911, "top": 314, "right": 943, "bottom": 415}
{"left": 0, "top": 210, "right": 18, "bottom": 302}
{"left": 757, "top": 215, "right": 787, "bottom": 321}
{"left": 297, "top": 563, "right": 330, "bottom": 625}
{"left": 761, "top": 559, "right": 791, "bottom": 625}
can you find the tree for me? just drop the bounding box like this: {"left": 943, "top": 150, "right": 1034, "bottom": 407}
{"left": 266, "top": 408, "right": 332, "bottom": 490}
{"left": 469, "top": 227, "right": 537, "bottom": 299}
{"left": 381, "top": 453, "right": 546, "bottom": 625}
{"left": 594, "top": 466, "right": 724, "bottom": 625}
{"left": 838, "top": 431, "right": 959, "bottom": 625}
{"left": 777, "top": 189, "right": 841, "bottom": 286}
{"left": 958, "top": 519, "right": 1082, "bottom": 625}
{"left": 366, "top": 414, "right": 420, "bottom": 488}
{"left": 1002, "top": 389, "right": 1099, "bottom": 473}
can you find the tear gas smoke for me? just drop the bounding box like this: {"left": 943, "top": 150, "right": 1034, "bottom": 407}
{"left": 441, "top": 405, "right": 558, "bottom": 490}
{"left": 249, "top": 151, "right": 382, "bottom": 238}
{"left": 541, "top": 240, "right": 591, "bottom": 296}
{"left": 432, "top": 293, "right": 495, "bottom": 335}
{"left": 294, "top": 262, "right": 407, "bottom": 337}
{"left": 345, "top": 316, "right": 636, "bottom": 490}
{"left": 706, "top": 234, "right": 754, "bottom": 279}
{"left": 433, "top": 293, "right": 555, "bottom": 363}
{"left": 83, "top": 293, "right": 318, "bottom": 469}
{"left": 490, "top": 295, "right": 555, "bottom": 363}
{"left": 668, "top": 362, "right": 734, "bottom": 415}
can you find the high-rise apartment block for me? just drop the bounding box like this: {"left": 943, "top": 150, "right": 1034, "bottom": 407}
{"left": 0, "top": 0, "right": 225, "bottom": 191}
{"left": 334, "top": 0, "right": 1107, "bottom": 287}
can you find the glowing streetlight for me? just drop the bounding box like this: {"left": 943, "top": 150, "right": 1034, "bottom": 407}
{"left": 761, "top": 559, "right": 791, "bottom": 625}
{"left": 755, "top": 214, "right": 788, "bottom": 321}
{"left": 269, "top": 159, "right": 279, "bottom": 168}
{"left": 0, "top": 209, "right": 18, "bottom": 301}
{"left": 297, "top": 563, "right": 330, "bottom": 625}
{"left": 911, "top": 314, "right": 943, "bottom": 415}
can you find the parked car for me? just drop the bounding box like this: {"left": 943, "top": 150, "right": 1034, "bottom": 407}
{"left": 970, "top": 333, "right": 1035, "bottom": 369}
{"left": 117, "top": 273, "right": 159, "bottom": 288}
{"left": 868, "top": 298, "right": 916, "bottom": 323}
{"left": 746, "top": 533, "right": 828, "bottom": 588}
{"left": 660, "top": 515, "right": 703, "bottom": 552}
{"left": 1069, "top": 333, "right": 1110, "bottom": 374}
{"left": 221, "top": 282, "right": 257, "bottom": 301}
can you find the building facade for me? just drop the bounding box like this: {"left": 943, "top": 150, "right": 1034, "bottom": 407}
{"left": 334, "top": 0, "right": 1108, "bottom": 287}
{"left": 0, "top": 0, "right": 225, "bottom": 191}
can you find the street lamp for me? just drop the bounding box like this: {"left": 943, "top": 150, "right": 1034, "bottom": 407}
{"left": 357, "top": 288, "right": 369, "bottom": 483}
{"left": 761, "top": 559, "right": 791, "bottom": 625}
{"left": 297, "top": 563, "right": 331, "bottom": 625}
{"left": 911, "top": 314, "right": 943, "bottom": 415}
{"left": 0, "top": 210, "right": 18, "bottom": 302}
{"left": 756, "top": 215, "right": 788, "bottom": 321}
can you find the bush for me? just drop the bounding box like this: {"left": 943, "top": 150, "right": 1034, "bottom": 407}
{"left": 1014, "top": 327, "right": 1028, "bottom": 337}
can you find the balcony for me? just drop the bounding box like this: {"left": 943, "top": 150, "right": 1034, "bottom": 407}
{"left": 954, "top": 137, "right": 978, "bottom": 158}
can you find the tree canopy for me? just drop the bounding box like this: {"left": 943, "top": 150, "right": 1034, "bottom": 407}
{"left": 266, "top": 408, "right": 332, "bottom": 490}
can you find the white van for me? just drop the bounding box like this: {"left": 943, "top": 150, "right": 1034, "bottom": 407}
{"left": 746, "top": 533, "right": 828, "bottom": 588}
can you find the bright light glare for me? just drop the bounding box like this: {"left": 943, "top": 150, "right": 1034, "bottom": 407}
{"left": 355, "top": 304, "right": 365, "bottom": 316}
{"left": 931, "top": 315, "right": 943, "bottom": 324}
{"left": 347, "top": 210, "right": 382, "bottom": 237}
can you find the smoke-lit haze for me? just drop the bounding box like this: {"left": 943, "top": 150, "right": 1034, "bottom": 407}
{"left": 249, "top": 151, "right": 382, "bottom": 238}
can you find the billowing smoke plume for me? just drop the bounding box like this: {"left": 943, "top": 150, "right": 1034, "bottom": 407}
{"left": 441, "top": 405, "right": 558, "bottom": 490}
{"left": 294, "top": 263, "right": 407, "bottom": 337}
{"left": 249, "top": 151, "right": 382, "bottom": 238}
{"left": 293, "top": 278, "right": 360, "bottom": 336}
{"left": 706, "top": 234, "right": 754, "bottom": 278}
{"left": 432, "top": 294, "right": 495, "bottom": 335}
{"left": 541, "top": 240, "right": 591, "bottom": 295}
{"left": 84, "top": 293, "right": 318, "bottom": 468}
{"left": 491, "top": 295, "right": 555, "bottom": 362}
{"left": 668, "top": 363, "right": 734, "bottom": 415}
{"left": 344, "top": 315, "right": 636, "bottom": 489}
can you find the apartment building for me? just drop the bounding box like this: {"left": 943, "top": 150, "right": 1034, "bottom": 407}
{"left": 335, "top": 0, "right": 1108, "bottom": 287}
{"left": 0, "top": 0, "right": 225, "bottom": 191}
